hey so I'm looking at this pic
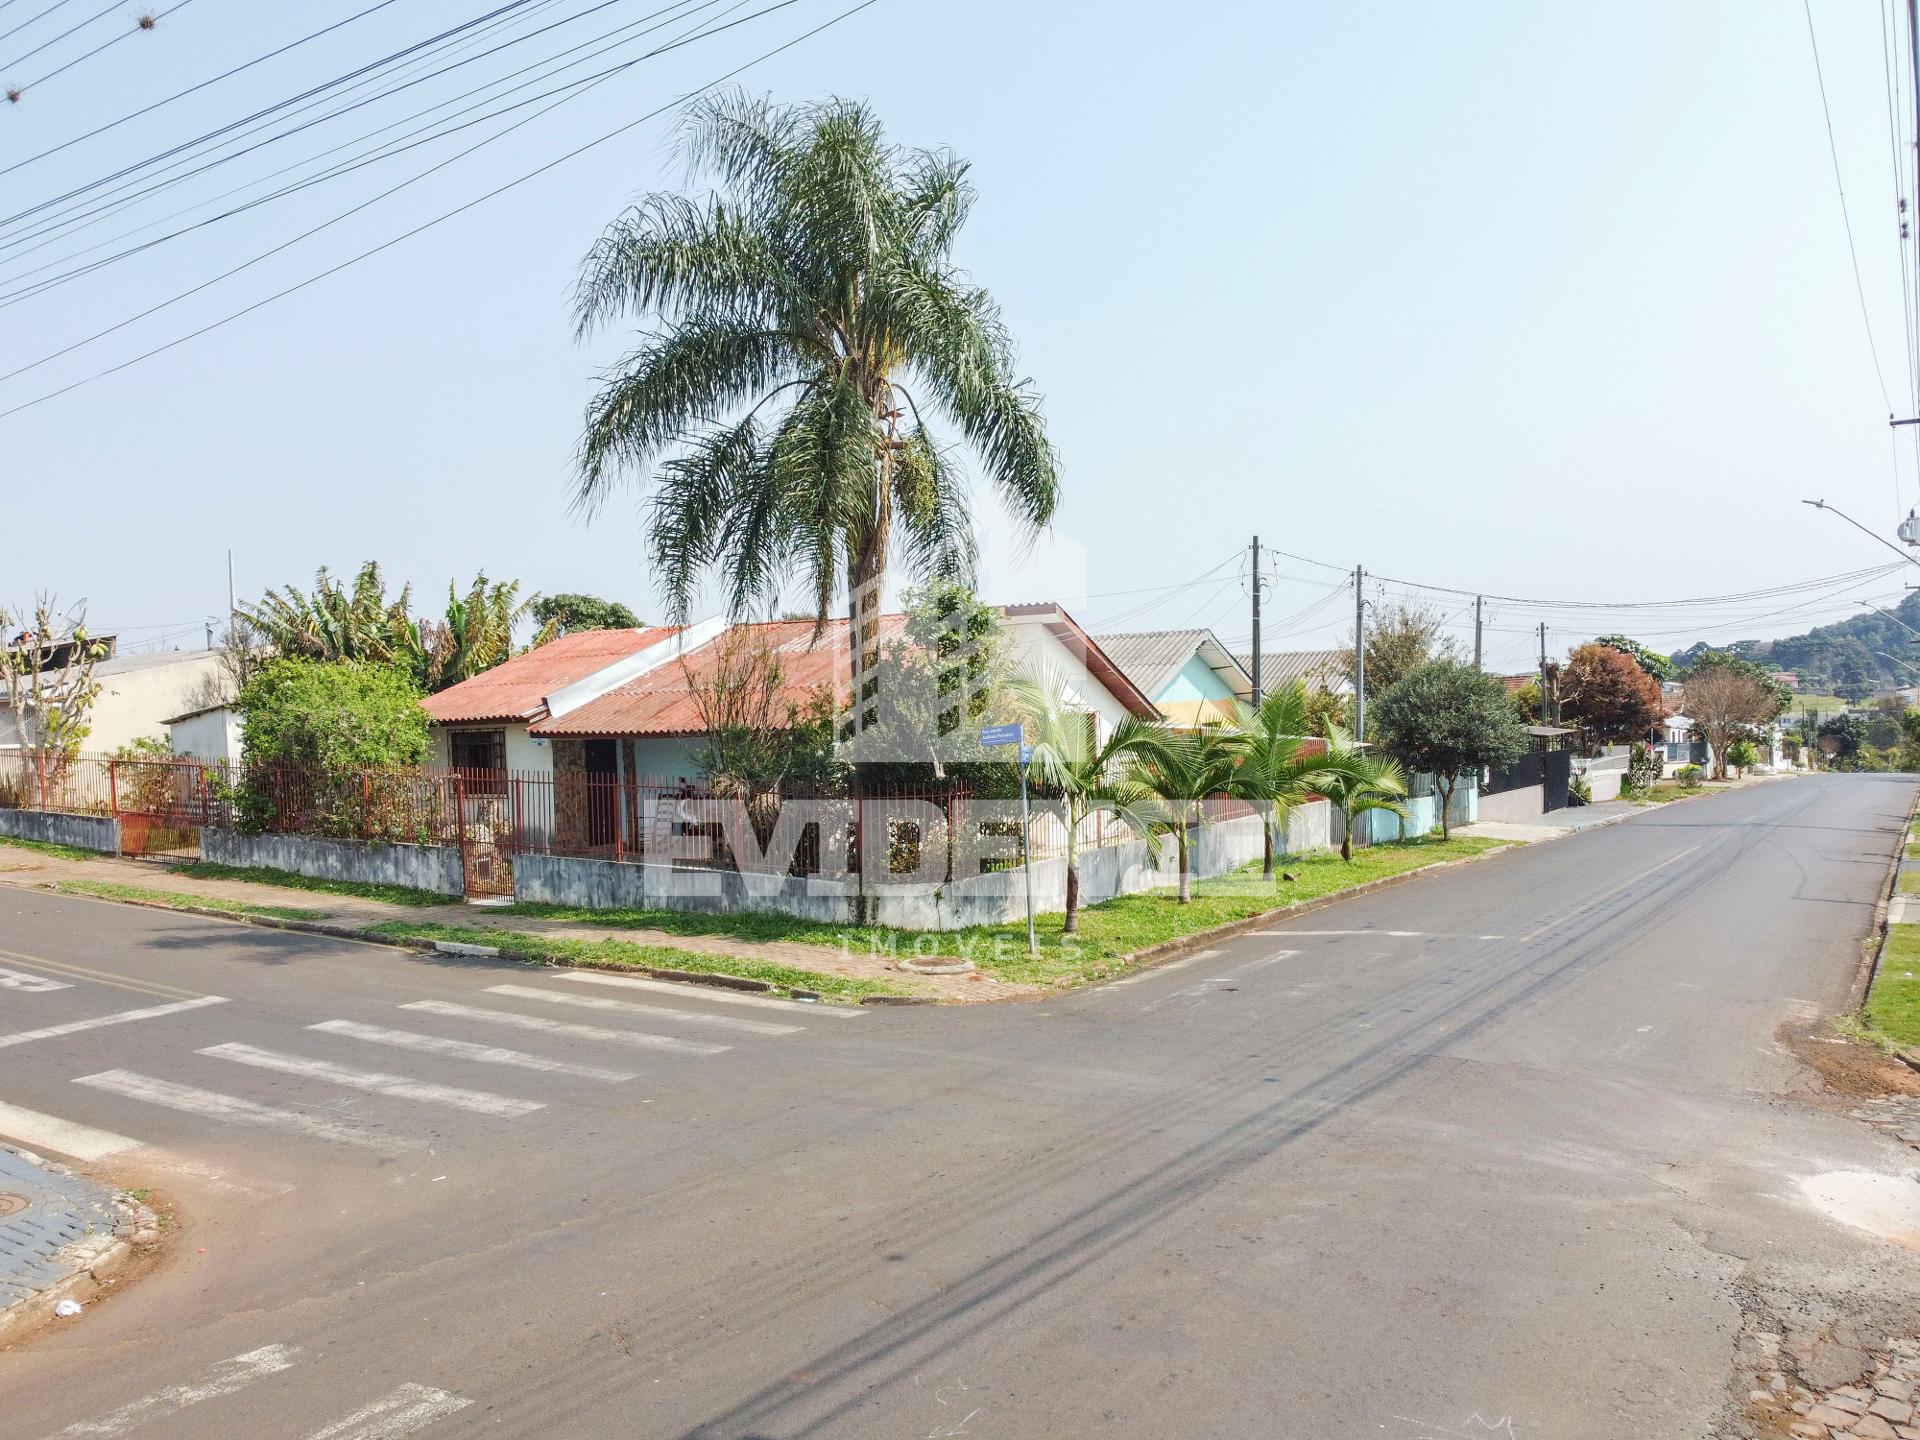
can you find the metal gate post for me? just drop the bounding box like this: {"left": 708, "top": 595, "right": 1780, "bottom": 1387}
{"left": 108, "top": 760, "right": 118, "bottom": 818}
{"left": 453, "top": 773, "right": 469, "bottom": 894}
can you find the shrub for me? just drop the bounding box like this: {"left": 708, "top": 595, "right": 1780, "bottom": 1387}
{"left": 1675, "top": 764, "right": 1703, "bottom": 785}
{"left": 1620, "top": 742, "right": 1661, "bottom": 797}
{"left": 1567, "top": 773, "right": 1591, "bottom": 806}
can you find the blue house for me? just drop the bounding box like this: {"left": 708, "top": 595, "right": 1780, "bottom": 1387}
{"left": 1092, "top": 629, "right": 1253, "bottom": 727}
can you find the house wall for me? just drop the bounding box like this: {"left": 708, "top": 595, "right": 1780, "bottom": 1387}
{"left": 202, "top": 828, "right": 464, "bottom": 896}
{"left": 999, "top": 616, "right": 1136, "bottom": 744}
{"left": 1156, "top": 653, "right": 1241, "bottom": 726}
{"left": 0, "top": 808, "right": 119, "bottom": 853}
{"left": 629, "top": 736, "right": 708, "bottom": 782}
{"left": 427, "top": 722, "right": 549, "bottom": 775}
{"left": 167, "top": 708, "right": 243, "bottom": 764}
{"left": 4, "top": 653, "right": 227, "bottom": 754}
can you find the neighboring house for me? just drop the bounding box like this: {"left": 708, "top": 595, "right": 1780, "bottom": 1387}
{"left": 164, "top": 702, "right": 244, "bottom": 765}
{"left": 0, "top": 648, "right": 227, "bottom": 755}
{"left": 1773, "top": 671, "right": 1801, "bottom": 691}
{"left": 1092, "top": 628, "right": 1251, "bottom": 726}
{"left": 1233, "top": 648, "right": 1352, "bottom": 698}
{"left": 1658, "top": 714, "right": 1710, "bottom": 770}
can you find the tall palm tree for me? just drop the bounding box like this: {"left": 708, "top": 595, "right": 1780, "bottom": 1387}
{"left": 1226, "top": 682, "right": 1371, "bottom": 879}
{"left": 1128, "top": 726, "right": 1239, "bottom": 904}
{"left": 1316, "top": 724, "right": 1409, "bottom": 861}
{"left": 571, "top": 92, "right": 1058, "bottom": 735}
{"left": 1009, "top": 675, "right": 1161, "bottom": 934}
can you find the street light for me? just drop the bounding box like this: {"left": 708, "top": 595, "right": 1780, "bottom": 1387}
{"left": 1856, "top": 599, "right": 1920, "bottom": 639}
{"left": 1802, "top": 499, "right": 1920, "bottom": 568}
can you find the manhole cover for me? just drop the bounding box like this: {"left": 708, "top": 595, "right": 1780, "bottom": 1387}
{"left": 0, "top": 1194, "right": 29, "bottom": 1219}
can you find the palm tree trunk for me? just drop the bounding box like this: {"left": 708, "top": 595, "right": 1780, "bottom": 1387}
{"left": 1340, "top": 805, "right": 1353, "bottom": 862}
{"left": 1064, "top": 803, "right": 1080, "bottom": 934}
{"left": 1177, "top": 808, "right": 1191, "bottom": 904}
{"left": 1261, "top": 799, "right": 1274, "bottom": 879}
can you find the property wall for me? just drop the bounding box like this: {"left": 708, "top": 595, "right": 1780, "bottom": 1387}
{"left": 202, "top": 829, "right": 464, "bottom": 896}
{"left": 0, "top": 808, "right": 119, "bottom": 853}
{"left": 1474, "top": 784, "right": 1544, "bottom": 825}
{"left": 1337, "top": 773, "right": 1478, "bottom": 846}
{"left": 513, "top": 811, "right": 1317, "bottom": 929}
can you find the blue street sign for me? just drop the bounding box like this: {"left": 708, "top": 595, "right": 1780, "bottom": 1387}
{"left": 1020, "top": 743, "right": 1033, "bottom": 764}
{"left": 978, "top": 722, "right": 1023, "bottom": 748}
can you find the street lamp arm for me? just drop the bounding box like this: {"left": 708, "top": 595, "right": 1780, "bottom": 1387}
{"left": 1802, "top": 499, "right": 1920, "bottom": 569}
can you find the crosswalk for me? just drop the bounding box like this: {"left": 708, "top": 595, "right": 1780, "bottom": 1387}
{"left": 0, "top": 966, "right": 861, "bottom": 1173}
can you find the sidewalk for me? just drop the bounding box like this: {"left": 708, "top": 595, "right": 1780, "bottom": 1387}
{"left": 0, "top": 845, "right": 997, "bottom": 1001}
{"left": 0, "top": 1144, "right": 155, "bottom": 1342}
{"left": 1457, "top": 771, "right": 1796, "bottom": 845}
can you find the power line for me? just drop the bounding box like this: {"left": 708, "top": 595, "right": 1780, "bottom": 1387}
{"left": 0, "top": 0, "right": 126, "bottom": 75}
{"left": 0, "top": 0, "right": 884, "bottom": 421}
{"left": 1803, "top": 0, "right": 1897, "bottom": 412}
{"left": 0, "top": 0, "right": 82, "bottom": 50}
{"left": 11, "top": 0, "right": 195, "bottom": 100}
{"left": 0, "top": 0, "right": 406, "bottom": 178}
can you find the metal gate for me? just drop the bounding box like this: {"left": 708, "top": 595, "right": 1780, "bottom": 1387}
{"left": 111, "top": 758, "right": 209, "bottom": 859}
{"left": 455, "top": 773, "right": 515, "bottom": 897}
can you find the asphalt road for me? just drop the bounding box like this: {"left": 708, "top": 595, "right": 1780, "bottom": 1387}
{"left": 1, "top": 774, "right": 1917, "bottom": 1439}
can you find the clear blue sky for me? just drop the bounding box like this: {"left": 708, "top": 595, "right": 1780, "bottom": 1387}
{"left": 5, "top": 0, "right": 1917, "bottom": 676}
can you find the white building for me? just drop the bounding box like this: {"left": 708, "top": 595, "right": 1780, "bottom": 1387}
{"left": 1, "top": 648, "right": 227, "bottom": 755}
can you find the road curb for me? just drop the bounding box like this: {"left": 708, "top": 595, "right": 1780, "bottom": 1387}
{"left": 0, "top": 1145, "right": 157, "bottom": 1349}
{"left": 1853, "top": 789, "right": 1920, "bottom": 1013}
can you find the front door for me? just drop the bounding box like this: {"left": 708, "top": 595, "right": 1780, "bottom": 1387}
{"left": 584, "top": 739, "right": 619, "bottom": 849}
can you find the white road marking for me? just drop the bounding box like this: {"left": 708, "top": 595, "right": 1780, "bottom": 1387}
{"left": 0, "top": 1098, "right": 143, "bottom": 1162}
{"left": 304, "top": 1383, "right": 472, "bottom": 1440}
{"left": 399, "top": 1000, "right": 729, "bottom": 1056}
{"left": 557, "top": 970, "right": 866, "bottom": 1016}
{"left": 485, "top": 983, "right": 801, "bottom": 1036}
{"left": 200, "top": 1042, "right": 544, "bottom": 1117}
{"left": 0, "top": 965, "right": 70, "bottom": 992}
{"left": 0, "top": 994, "right": 227, "bottom": 1049}
{"left": 50, "top": 1343, "right": 299, "bottom": 1437}
{"left": 1144, "top": 976, "right": 1241, "bottom": 1011}
{"left": 1255, "top": 929, "right": 1505, "bottom": 940}
{"left": 1102, "top": 949, "right": 1221, "bottom": 991}
{"left": 1235, "top": 949, "right": 1298, "bottom": 972}
{"left": 308, "top": 1020, "right": 637, "bottom": 1083}
{"left": 73, "top": 1071, "right": 421, "bottom": 1151}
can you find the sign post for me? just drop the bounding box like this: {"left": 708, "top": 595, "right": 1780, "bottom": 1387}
{"left": 979, "top": 723, "right": 1037, "bottom": 955}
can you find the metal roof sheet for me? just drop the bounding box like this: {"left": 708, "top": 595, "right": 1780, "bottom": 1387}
{"left": 422, "top": 627, "right": 679, "bottom": 724}
{"left": 1234, "top": 648, "right": 1352, "bottom": 693}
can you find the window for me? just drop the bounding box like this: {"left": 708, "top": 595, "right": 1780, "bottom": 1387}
{"left": 449, "top": 728, "right": 507, "bottom": 790}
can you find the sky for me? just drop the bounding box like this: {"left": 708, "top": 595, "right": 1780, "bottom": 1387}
{"left": 5, "top": 0, "right": 1920, "bottom": 678}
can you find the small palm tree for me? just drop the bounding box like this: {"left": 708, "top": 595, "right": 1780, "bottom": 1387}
{"left": 571, "top": 92, "right": 1058, "bottom": 731}
{"left": 1226, "top": 682, "right": 1372, "bottom": 880}
{"left": 1316, "top": 725, "right": 1409, "bottom": 861}
{"left": 1128, "top": 726, "right": 1239, "bottom": 903}
{"left": 1009, "top": 675, "right": 1160, "bottom": 933}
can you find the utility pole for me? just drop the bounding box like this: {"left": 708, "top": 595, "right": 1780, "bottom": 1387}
{"left": 1249, "top": 534, "right": 1263, "bottom": 710}
{"left": 1538, "top": 621, "right": 1552, "bottom": 723}
{"left": 1473, "top": 595, "right": 1484, "bottom": 671}
{"left": 1353, "top": 564, "right": 1366, "bottom": 740}
{"left": 227, "top": 549, "right": 236, "bottom": 621}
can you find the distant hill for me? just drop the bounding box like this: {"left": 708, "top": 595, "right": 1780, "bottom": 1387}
{"left": 1671, "top": 590, "right": 1920, "bottom": 697}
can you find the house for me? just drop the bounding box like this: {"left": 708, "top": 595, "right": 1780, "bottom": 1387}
{"left": 0, "top": 646, "right": 228, "bottom": 755}
{"left": 1233, "top": 648, "right": 1352, "bottom": 698}
{"left": 1658, "top": 714, "right": 1710, "bottom": 770}
{"left": 1092, "top": 628, "right": 1251, "bottom": 726}
{"left": 421, "top": 606, "right": 1157, "bottom": 850}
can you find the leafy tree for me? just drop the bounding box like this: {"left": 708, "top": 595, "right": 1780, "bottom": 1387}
{"left": 1866, "top": 708, "right": 1904, "bottom": 750}
{"left": 421, "top": 575, "right": 534, "bottom": 692}
{"left": 1314, "top": 723, "right": 1410, "bottom": 861}
{"left": 1011, "top": 674, "right": 1160, "bottom": 933}
{"left": 1372, "top": 661, "right": 1528, "bottom": 839}
{"left": 236, "top": 660, "right": 430, "bottom": 774}
{"left": 1817, "top": 712, "right": 1867, "bottom": 767}
{"left": 570, "top": 92, "right": 1058, "bottom": 742}
{"left": 1560, "top": 642, "right": 1664, "bottom": 749}
{"left": 1832, "top": 652, "right": 1873, "bottom": 704}
{"left": 1595, "top": 634, "right": 1674, "bottom": 683}
{"left": 1346, "top": 602, "right": 1455, "bottom": 706}
{"left": 1127, "top": 727, "right": 1239, "bottom": 903}
{"left": 1681, "top": 653, "right": 1789, "bottom": 780}
{"left": 1302, "top": 684, "right": 1349, "bottom": 738}
{"left": 0, "top": 595, "right": 108, "bottom": 795}
{"left": 530, "top": 593, "right": 642, "bottom": 635}
{"left": 240, "top": 563, "right": 417, "bottom": 669}
{"left": 1725, "top": 737, "right": 1759, "bottom": 775}
{"left": 1508, "top": 681, "right": 1542, "bottom": 725}
{"left": 685, "top": 628, "right": 843, "bottom": 807}
{"left": 1225, "top": 682, "right": 1371, "bottom": 879}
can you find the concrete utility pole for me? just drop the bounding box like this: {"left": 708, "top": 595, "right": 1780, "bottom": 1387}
{"left": 1473, "top": 595, "right": 1484, "bottom": 671}
{"left": 1249, "top": 535, "right": 1263, "bottom": 710}
{"left": 1538, "top": 621, "right": 1553, "bottom": 723}
{"left": 1353, "top": 564, "right": 1366, "bottom": 740}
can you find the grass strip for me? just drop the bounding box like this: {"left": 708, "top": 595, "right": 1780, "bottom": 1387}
{"left": 46, "top": 878, "right": 330, "bottom": 922}
{"left": 365, "top": 920, "right": 902, "bottom": 1004}
{"left": 1865, "top": 923, "right": 1920, "bottom": 1049}
{"left": 511, "top": 836, "right": 1505, "bottom": 989}
{"left": 169, "top": 861, "right": 448, "bottom": 908}
{"left": 0, "top": 833, "right": 102, "bottom": 862}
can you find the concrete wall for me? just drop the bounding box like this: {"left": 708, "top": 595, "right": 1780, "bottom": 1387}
{"left": 0, "top": 808, "right": 119, "bottom": 853}
{"left": 512, "top": 810, "right": 1330, "bottom": 929}
{"left": 1475, "top": 784, "right": 1545, "bottom": 825}
{"left": 167, "top": 707, "right": 243, "bottom": 764}
{"left": 1337, "top": 773, "right": 1478, "bottom": 846}
{"left": 203, "top": 829, "right": 464, "bottom": 896}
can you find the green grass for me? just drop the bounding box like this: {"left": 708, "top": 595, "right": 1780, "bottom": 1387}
{"left": 1865, "top": 923, "right": 1920, "bottom": 1048}
{"left": 45, "top": 879, "right": 329, "bottom": 922}
{"left": 0, "top": 833, "right": 100, "bottom": 862}
{"left": 505, "top": 836, "right": 1504, "bottom": 989}
{"left": 168, "top": 861, "right": 448, "bottom": 908}
{"left": 365, "top": 920, "right": 901, "bottom": 1004}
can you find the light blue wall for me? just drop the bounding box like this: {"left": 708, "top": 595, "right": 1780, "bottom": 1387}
{"left": 1158, "top": 653, "right": 1238, "bottom": 706}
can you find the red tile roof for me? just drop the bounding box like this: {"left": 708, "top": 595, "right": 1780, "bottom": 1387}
{"left": 422, "top": 627, "right": 680, "bottom": 724}
{"left": 532, "top": 617, "right": 905, "bottom": 737}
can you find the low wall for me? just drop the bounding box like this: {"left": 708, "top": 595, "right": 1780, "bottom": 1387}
{"left": 203, "top": 829, "right": 464, "bottom": 897}
{"left": 1475, "top": 784, "right": 1545, "bottom": 825}
{"left": 513, "top": 810, "right": 1315, "bottom": 930}
{"left": 1585, "top": 768, "right": 1623, "bottom": 803}
{"left": 0, "top": 808, "right": 119, "bottom": 854}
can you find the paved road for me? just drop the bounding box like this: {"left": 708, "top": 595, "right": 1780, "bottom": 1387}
{"left": 0, "top": 774, "right": 1916, "bottom": 1439}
